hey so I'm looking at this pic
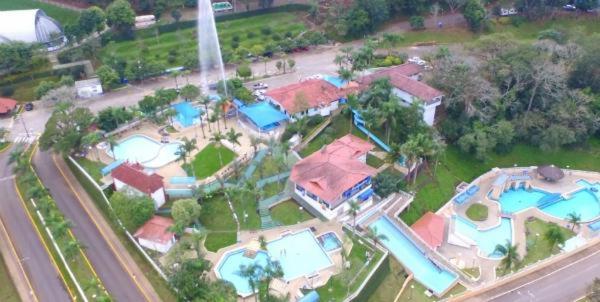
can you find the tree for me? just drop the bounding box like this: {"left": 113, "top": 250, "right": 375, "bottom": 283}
{"left": 169, "top": 259, "right": 236, "bottom": 302}
{"left": 569, "top": 43, "right": 600, "bottom": 93}
{"left": 210, "top": 132, "right": 226, "bottom": 167}
{"left": 566, "top": 212, "right": 581, "bottom": 231}
{"left": 409, "top": 16, "right": 425, "bottom": 30}
{"left": 63, "top": 239, "right": 84, "bottom": 260}
{"left": 96, "top": 65, "right": 120, "bottom": 90}
{"left": 236, "top": 64, "right": 252, "bottom": 80}
{"left": 494, "top": 240, "right": 520, "bottom": 271}
{"left": 106, "top": 0, "right": 135, "bottom": 36}
{"left": 138, "top": 95, "right": 159, "bottom": 117}
{"left": 81, "top": 132, "right": 102, "bottom": 160}
{"left": 40, "top": 86, "right": 76, "bottom": 108}
{"left": 170, "top": 70, "right": 181, "bottom": 90}
{"left": 180, "top": 84, "right": 200, "bottom": 101}
{"left": 348, "top": 201, "right": 360, "bottom": 234}
{"left": 379, "top": 33, "right": 404, "bottom": 56}
{"left": 171, "top": 9, "right": 182, "bottom": 24}
{"left": 237, "top": 264, "right": 261, "bottom": 301}
{"left": 444, "top": 0, "right": 466, "bottom": 12}
{"left": 462, "top": 0, "right": 486, "bottom": 32}
{"left": 260, "top": 260, "right": 284, "bottom": 302}
{"left": 366, "top": 226, "right": 388, "bottom": 248}
{"left": 401, "top": 135, "right": 424, "bottom": 184}
{"left": 287, "top": 59, "right": 296, "bottom": 71}
{"left": 40, "top": 102, "right": 95, "bottom": 154}
{"left": 0, "top": 42, "right": 37, "bottom": 74}
{"left": 35, "top": 81, "right": 57, "bottom": 100}
{"left": 109, "top": 191, "right": 155, "bottom": 231}
{"left": 587, "top": 278, "right": 600, "bottom": 302}
{"left": 373, "top": 170, "right": 404, "bottom": 198}
{"left": 79, "top": 6, "right": 106, "bottom": 35}
{"left": 544, "top": 223, "right": 566, "bottom": 251}
{"left": 171, "top": 199, "right": 202, "bottom": 234}
{"left": 225, "top": 129, "right": 242, "bottom": 151}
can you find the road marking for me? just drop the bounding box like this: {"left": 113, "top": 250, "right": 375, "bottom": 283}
{"left": 0, "top": 213, "right": 39, "bottom": 302}
{"left": 488, "top": 244, "right": 600, "bottom": 300}
{"left": 52, "top": 155, "right": 153, "bottom": 302}
{"left": 0, "top": 175, "right": 15, "bottom": 182}
{"left": 13, "top": 180, "right": 76, "bottom": 301}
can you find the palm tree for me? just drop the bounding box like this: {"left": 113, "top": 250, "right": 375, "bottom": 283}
{"left": 381, "top": 98, "right": 400, "bottom": 144}
{"left": 209, "top": 132, "right": 226, "bottom": 167}
{"left": 386, "top": 143, "right": 403, "bottom": 165}
{"left": 244, "top": 180, "right": 263, "bottom": 205}
{"left": 346, "top": 94, "right": 359, "bottom": 130}
{"left": 250, "top": 136, "right": 261, "bottom": 155}
{"left": 200, "top": 96, "right": 212, "bottom": 132}
{"left": 211, "top": 108, "right": 222, "bottom": 133}
{"left": 379, "top": 33, "right": 404, "bottom": 56}
{"left": 238, "top": 264, "right": 260, "bottom": 302}
{"left": 175, "top": 145, "right": 188, "bottom": 165}
{"left": 348, "top": 200, "right": 360, "bottom": 235}
{"left": 258, "top": 235, "right": 267, "bottom": 250}
{"left": 225, "top": 128, "right": 242, "bottom": 151}
{"left": 106, "top": 135, "right": 118, "bottom": 158}
{"left": 545, "top": 224, "right": 566, "bottom": 251}
{"left": 262, "top": 260, "right": 284, "bottom": 300}
{"left": 64, "top": 239, "right": 83, "bottom": 260}
{"left": 337, "top": 67, "right": 354, "bottom": 85}
{"left": 401, "top": 136, "right": 423, "bottom": 184}
{"left": 294, "top": 117, "right": 308, "bottom": 138}
{"left": 566, "top": 212, "right": 582, "bottom": 231}
{"left": 366, "top": 226, "right": 388, "bottom": 248}
{"left": 494, "top": 240, "right": 520, "bottom": 271}
{"left": 182, "top": 137, "right": 197, "bottom": 157}
{"left": 359, "top": 106, "right": 380, "bottom": 144}
{"left": 280, "top": 141, "right": 291, "bottom": 162}
{"left": 163, "top": 108, "right": 178, "bottom": 127}
{"left": 82, "top": 132, "right": 102, "bottom": 160}
{"left": 170, "top": 70, "right": 181, "bottom": 90}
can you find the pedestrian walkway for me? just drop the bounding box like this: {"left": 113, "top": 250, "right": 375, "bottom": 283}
{"left": 258, "top": 192, "right": 290, "bottom": 229}
{"left": 238, "top": 149, "right": 268, "bottom": 184}
{"left": 256, "top": 172, "right": 290, "bottom": 188}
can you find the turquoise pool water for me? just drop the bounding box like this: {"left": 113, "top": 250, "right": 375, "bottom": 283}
{"left": 499, "top": 186, "right": 600, "bottom": 221}
{"left": 217, "top": 230, "right": 333, "bottom": 295}
{"left": 108, "top": 135, "right": 182, "bottom": 168}
{"left": 217, "top": 250, "right": 269, "bottom": 296}
{"left": 267, "top": 230, "right": 333, "bottom": 281}
{"left": 370, "top": 216, "right": 457, "bottom": 295}
{"left": 324, "top": 75, "right": 346, "bottom": 88}
{"left": 317, "top": 232, "right": 342, "bottom": 252}
{"left": 453, "top": 216, "right": 512, "bottom": 258}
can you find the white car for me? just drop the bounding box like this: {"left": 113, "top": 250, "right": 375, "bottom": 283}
{"left": 408, "top": 56, "right": 427, "bottom": 66}
{"left": 252, "top": 82, "right": 268, "bottom": 90}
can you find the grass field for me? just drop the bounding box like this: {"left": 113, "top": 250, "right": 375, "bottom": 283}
{"left": 198, "top": 193, "right": 238, "bottom": 252}
{"left": 75, "top": 158, "right": 104, "bottom": 183}
{"left": 270, "top": 199, "right": 313, "bottom": 225}
{"left": 0, "top": 253, "right": 20, "bottom": 302}
{"left": 367, "top": 257, "right": 406, "bottom": 302}
{"left": 401, "top": 138, "right": 600, "bottom": 225}
{"left": 299, "top": 114, "right": 368, "bottom": 158}
{"left": 184, "top": 143, "right": 235, "bottom": 179}
{"left": 101, "top": 12, "right": 306, "bottom": 68}
{"left": 466, "top": 203, "right": 488, "bottom": 221}
{"left": 522, "top": 219, "right": 574, "bottom": 267}
{"left": 398, "top": 280, "right": 466, "bottom": 301}
{"left": 0, "top": 0, "right": 80, "bottom": 25}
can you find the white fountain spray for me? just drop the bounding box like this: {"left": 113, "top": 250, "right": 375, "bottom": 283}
{"left": 197, "top": 0, "right": 228, "bottom": 97}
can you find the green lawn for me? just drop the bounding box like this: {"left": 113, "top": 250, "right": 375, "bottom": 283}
{"left": 462, "top": 267, "right": 480, "bottom": 279}
{"left": 76, "top": 158, "right": 104, "bottom": 183}
{"left": 270, "top": 199, "right": 313, "bottom": 225}
{"left": 401, "top": 139, "right": 600, "bottom": 225}
{"left": 367, "top": 257, "right": 406, "bottom": 302}
{"left": 198, "top": 193, "right": 238, "bottom": 251}
{"left": 398, "top": 281, "right": 466, "bottom": 302}
{"left": 0, "top": 252, "right": 20, "bottom": 302}
{"left": 300, "top": 114, "right": 368, "bottom": 157}
{"left": 522, "top": 218, "right": 574, "bottom": 267}
{"left": 232, "top": 191, "right": 261, "bottom": 230}
{"left": 466, "top": 203, "right": 488, "bottom": 221}
{"left": 367, "top": 153, "right": 385, "bottom": 168}
{"left": 101, "top": 12, "right": 306, "bottom": 68}
{"left": 11, "top": 75, "right": 60, "bottom": 102}
{"left": 184, "top": 143, "right": 235, "bottom": 179}
{"left": 316, "top": 234, "right": 384, "bottom": 301}
{"left": 0, "top": 0, "right": 80, "bottom": 25}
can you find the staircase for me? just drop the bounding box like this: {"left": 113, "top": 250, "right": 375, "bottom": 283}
{"left": 257, "top": 192, "right": 290, "bottom": 229}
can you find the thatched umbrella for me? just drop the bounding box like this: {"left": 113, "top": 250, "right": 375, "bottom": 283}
{"left": 536, "top": 165, "right": 565, "bottom": 182}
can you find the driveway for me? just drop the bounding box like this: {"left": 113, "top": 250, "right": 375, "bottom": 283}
{"left": 0, "top": 145, "right": 71, "bottom": 302}
{"left": 33, "top": 150, "right": 160, "bottom": 301}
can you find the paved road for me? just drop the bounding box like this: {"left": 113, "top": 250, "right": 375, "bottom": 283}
{"left": 0, "top": 145, "right": 71, "bottom": 302}
{"left": 461, "top": 241, "right": 600, "bottom": 302}
{"left": 33, "top": 150, "right": 155, "bottom": 302}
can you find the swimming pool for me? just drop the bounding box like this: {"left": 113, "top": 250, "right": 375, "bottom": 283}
{"left": 324, "top": 75, "right": 347, "bottom": 88}
{"left": 216, "top": 229, "right": 334, "bottom": 296}
{"left": 317, "top": 232, "right": 342, "bottom": 252}
{"left": 171, "top": 102, "right": 203, "bottom": 127}
{"left": 107, "top": 135, "right": 182, "bottom": 168}
{"left": 452, "top": 216, "right": 512, "bottom": 258}
{"left": 216, "top": 249, "right": 270, "bottom": 296}
{"left": 370, "top": 216, "right": 457, "bottom": 296}
{"left": 499, "top": 186, "right": 600, "bottom": 221}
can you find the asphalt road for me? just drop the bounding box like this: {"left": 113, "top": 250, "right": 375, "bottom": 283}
{"left": 465, "top": 241, "right": 600, "bottom": 302}
{"left": 0, "top": 146, "right": 71, "bottom": 302}
{"left": 33, "top": 150, "right": 148, "bottom": 302}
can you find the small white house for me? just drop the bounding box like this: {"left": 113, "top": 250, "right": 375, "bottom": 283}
{"left": 111, "top": 162, "right": 166, "bottom": 209}
{"left": 134, "top": 216, "right": 176, "bottom": 253}
{"left": 75, "top": 78, "right": 103, "bottom": 99}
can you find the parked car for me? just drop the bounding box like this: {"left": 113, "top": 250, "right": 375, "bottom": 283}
{"left": 252, "top": 83, "right": 268, "bottom": 90}
{"left": 24, "top": 103, "right": 34, "bottom": 111}
{"left": 563, "top": 4, "right": 576, "bottom": 10}
{"left": 408, "top": 56, "right": 428, "bottom": 66}
{"left": 208, "top": 83, "right": 218, "bottom": 90}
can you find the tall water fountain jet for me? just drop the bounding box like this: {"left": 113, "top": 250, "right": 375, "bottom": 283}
{"left": 197, "top": 0, "right": 228, "bottom": 97}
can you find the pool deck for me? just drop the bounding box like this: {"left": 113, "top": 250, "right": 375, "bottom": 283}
{"left": 437, "top": 167, "right": 600, "bottom": 285}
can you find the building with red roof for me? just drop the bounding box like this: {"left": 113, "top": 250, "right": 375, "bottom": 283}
{"left": 411, "top": 212, "right": 446, "bottom": 250}
{"left": 265, "top": 79, "right": 357, "bottom": 120}
{"left": 111, "top": 162, "right": 166, "bottom": 209}
{"left": 134, "top": 216, "right": 176, "bottom": 253}
{"left": 358, "top": 63, "right": 443, "bottom": 126}
{"left": 0, "top": 97, "right": 18, "bottom": 116}
{"left": 290, "top": 134, "right": 377, "bottom": 220}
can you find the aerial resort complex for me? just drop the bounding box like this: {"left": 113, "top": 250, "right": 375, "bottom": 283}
{"left": 0, "top": 0, "right": 598, "bottom": 301}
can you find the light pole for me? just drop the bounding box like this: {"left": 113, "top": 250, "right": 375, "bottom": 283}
{"left": 18, "top": 114, "right": 31, "bottom": 138}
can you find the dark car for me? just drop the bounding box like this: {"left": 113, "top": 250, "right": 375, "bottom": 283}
{"left": 24, "top": 102, "right": 34, "bottom": 111}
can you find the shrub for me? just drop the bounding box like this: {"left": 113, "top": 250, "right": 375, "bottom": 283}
{"left": 538, "top": 29, "right": 567, "bottom": 44}
{"left": 285, "top": 31, "right": 293, "bottom": 38}
{"left": 110, "top": 191, "right": 155, "bottom": 232}
{"left": 246, "top": 31, "right": 256, "bottom": 39}
{"left": 271, "top": 33, "right": 282, "bottom": 41}
{"left": 1, "top": 86, "right": 15, "bottom": 97}
{"left": 232, "top": 35, "right": 240, "bottom": 43}
{"left": 510, "top": 16, "right": 525, "bottom": 27}
{"left": 409, "top": 16, "right": 425, "bottom": 30}
{"left": 231, "top": 41, "right": 239, "bottom": 49}
{"left": 261, "top": 26, "right": 272, "bottom": 35}
{"left": 307, "top": 115, "right": 324, "bottom": 127}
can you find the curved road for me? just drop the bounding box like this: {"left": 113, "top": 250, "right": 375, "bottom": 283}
{"left": 33, "top": 150, "right": 159, "bottom": 301}
{"left": 0, "top": 145, "right": 71, "bottom": 302}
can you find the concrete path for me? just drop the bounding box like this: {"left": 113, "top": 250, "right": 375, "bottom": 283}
{"left": 0, "top": 145, "right": 70, "bottom": 302}
{"left": 33, "top": 151, "right": 161, "bottom": 302}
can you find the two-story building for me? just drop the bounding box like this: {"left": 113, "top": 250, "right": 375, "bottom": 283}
{"left": 359, "top": 63, "right": 444, "bottom": 126}
{"left": 111, "top": 162, "right": 166, "bottom": 209}
{"left": 290, "top": 134, "right": 377, "bottom": 220}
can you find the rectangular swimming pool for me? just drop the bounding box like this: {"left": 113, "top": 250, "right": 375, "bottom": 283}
{"left": 370, "top": 216, "right": 457, "bottom": 296}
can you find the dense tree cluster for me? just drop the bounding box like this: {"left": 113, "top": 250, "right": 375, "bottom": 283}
{"left": 431, "top": 32, "right": 600, "bottom": 159}
{"left": 109, "top": 191, "right": 155, "bottom": 232}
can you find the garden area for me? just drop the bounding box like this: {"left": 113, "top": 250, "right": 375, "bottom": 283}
{"left": 400, "top": 138, "right": 600, "bottom": 225}
{"left": 182, "top": 143, "right": 235, "bottom": 179}
{"left": 466, "top": 203, "right": 488, "bottom": 221}
{"left": 270, "top": 199, "right": 313, "bottom": 225}
{"left": 522, "top": 218, "right": 574, "bottom": 266}
{"left": 100, "top": 11, "right": 307, "bottom": 68}
{"left": 0, "top": 0, "right": 80, "bottom": 25}
{"left": 299, "top": 113, "right": 369, "bottom": 158}
{"left": 0, "top": 255, "right": 19, "bottom": 302}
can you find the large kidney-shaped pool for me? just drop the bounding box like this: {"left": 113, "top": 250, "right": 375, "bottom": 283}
{"left": 107, "top": 135, "right": 182, "bottom": 168}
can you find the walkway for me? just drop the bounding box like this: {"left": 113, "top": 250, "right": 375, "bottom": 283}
{"left": 238, "top": 148, "right": 268, "bottom": 185}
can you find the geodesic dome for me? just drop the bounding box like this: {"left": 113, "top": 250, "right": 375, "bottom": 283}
{"left": 0, "top": 9, "right": 66, "bottom": 50}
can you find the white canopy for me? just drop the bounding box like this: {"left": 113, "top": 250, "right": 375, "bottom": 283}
{"left": 0, "top": 9, "right": 64, "bottom": 46}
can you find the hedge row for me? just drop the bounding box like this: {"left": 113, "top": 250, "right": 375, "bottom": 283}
{"left": 0, "top": 65, "right": 85, "bottom": 87}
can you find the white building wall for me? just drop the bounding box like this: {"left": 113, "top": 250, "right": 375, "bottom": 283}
{"left": 293, "top": 183, "right": 373, "bottom": 220}
{"left": 138, "top": 237, "right": 175, "bottom": 253}
{"left": 76, "top": 84, "right": 103, "bottom": 99}
{"left": 114, "top": 178, "right": 165, "bottom": 209}
{"left": 391, "top": 88, "right": 442, "bottom": 126}
{"left": 151, "top": 188, "right": 166, "bottom": 209}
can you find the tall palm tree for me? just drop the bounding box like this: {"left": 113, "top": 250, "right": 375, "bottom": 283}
{"left": 175, "top": 145, "right": 189, "bottom": 165}
{"left": 82, "top": 132, "right": 102, "bottom": 160}
{"left": 225, "top": 128, "right": 242, "bottom": 151}
{"left": 262, "top": 260, "right": 284, "bottom": 301}
{"left": 163, "top": 108, "right": 177, "bottom": 127}
{"left": 346, "top": 94, "right": 359, "bottom": 131}
{"left": 250, "top": 136, "right": 261, "bottom": 155}
{"left": 237, "top": 264, "right": 260, "bottom": 302}
{"left": 381, "top": 98, "right": 400, "bottom": 144}
{"left": 337, "top": 67, "right": 354, "bottom": 85}
{"left": 566, "top": 212, "right": 582, "bottom": 231}
{"left": 106, "top": 135, "right": 118, "bottom": 158}
{"left": 210, "top": 132, "right": 226, "bottom": 167}
{"left": 211, "top": 107, "right": 222, "bottom": 133}
{"left": 200, "top": 96, "right": 213, "bottom": 132}
{"left": 359, "top": 106, "right": 380, "bottom": 144}
{"left": 379, "top": 33, "right": 404, "bottom": 56}
{"left": 494, "top": 240, "right": 520, "bottom": 271}
{"left": 294, "top": 117, "right": 308, "bottom": 138}
{"left": 244, "top": 180, "right": 263, "bottom": 205}
{"left": 171, "top": 70, "right": 181, "bottom": 90}
{"left": 545, "top": 224, "right": 566, "bottom": 251}
{"left": 386, "top": 143, "right": 403, "bottom": 165}
{"left": 348, "top": 200, "right": 360, "bottom": 235}
{"left": 366, "top": 226, "right": 388, "bottom": 248}
{"left": 400, "top": 136, "right": 422, "bottom": 184}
